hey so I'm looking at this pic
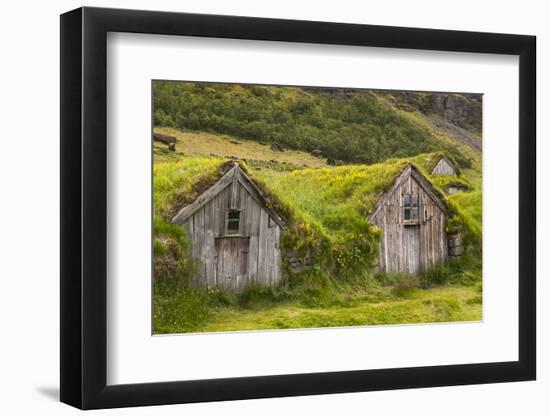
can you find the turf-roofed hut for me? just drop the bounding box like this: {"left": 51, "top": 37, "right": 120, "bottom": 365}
{"left": 172, "top": 163, "right": 285, "bottom": 292}
{"left": 431, "top": 156, "right": 459, "bottom": 176}
{"left": 369, "top": 164, "right": 450, "bottom": 275}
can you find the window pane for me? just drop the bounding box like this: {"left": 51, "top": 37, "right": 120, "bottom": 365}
{"left": 411, "top": 195, "right": 418, "bottom": 206}
{"left": 227, "top": 221, "right": 239, "bottom": 234}
{"left": 227, "top": 210, "right": 240, "bottom": 234}
{"left": 411, "top": 207, "right": 418, "bottom": 220}
{"left": 404, "top": 208, "right": 411, "bottom": 220}
{"left": 403, "top": 194, "right": 410, "bottom": 206}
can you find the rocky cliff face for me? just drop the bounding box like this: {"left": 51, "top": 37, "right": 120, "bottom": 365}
{"left": 391, "top": 92, "right": 482, "bottom": 134}
{"left": 297, "top": 88, "right": 481, "bottom": 134}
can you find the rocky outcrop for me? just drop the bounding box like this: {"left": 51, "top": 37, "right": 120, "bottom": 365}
{"left": 153, "top": 132, "right": 177, "bottom": 145}
{"left": 283, "top": 249, "right": 314, "bottom": 273}
{"left": 430, "top": 93, "right": 482, "bottom": 133}
{"left": 271, "top": 142, "right": 285, "bottom": 152}
{"left": 392, "top": 92, "right": 482, "bottom": 134}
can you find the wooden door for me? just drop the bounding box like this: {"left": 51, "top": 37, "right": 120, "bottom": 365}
{"left": 214, "top": 237, "right": 250, "bottom": 290}
{"left": 404, "top": 225, "right": 421, "bottom": 275}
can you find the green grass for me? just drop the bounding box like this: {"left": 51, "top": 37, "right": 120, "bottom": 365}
{"left": 153, "top": 154, "right": 225, "bottom": 218}
{"left": 448, "top": 190, "right": 482, "bottom": 238}
{"left": 252, "top": 155, "right": 455, "bottom": 241}
{"left": 155, "top": 127, "right": 328, "bottom": 168}
{"left": 155, "top": 285, "right": 481, "bottom": 334}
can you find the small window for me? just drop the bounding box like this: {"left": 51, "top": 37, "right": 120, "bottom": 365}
{"left": 226, "top": 209, "right": 241, "bottom": 235}
{"left": 403, "top": 194, "right": 419, "bottom": 222}
{"left": 424, "top": 207, "right": 428, "bottom": 222}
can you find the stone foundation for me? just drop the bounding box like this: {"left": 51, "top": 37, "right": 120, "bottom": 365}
{"left": 283, "top": 250, "right": 314, "bottom": 273}
{"left": 448, "top": 233, "right": 464, "bottom": 259}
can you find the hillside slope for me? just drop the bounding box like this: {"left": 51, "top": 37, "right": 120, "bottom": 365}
{"left": 153, "top": 82, "right": 481, "bottom": 168}
{"left": 154, "top": 127, "right": 328, "bottom": 168}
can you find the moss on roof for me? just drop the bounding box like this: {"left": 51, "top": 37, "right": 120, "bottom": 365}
{"left": 155, "top": 151, "right": 481, "bottom": 274}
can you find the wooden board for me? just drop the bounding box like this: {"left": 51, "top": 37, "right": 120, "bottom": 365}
{"left": 432, "top": 158, "right": 457, "bottom": 176}
{"left": 371, "top": 167, "right": 448, "bottom": 275}
{"left": 177, "top": 165, "right": 284, "bottom": 291}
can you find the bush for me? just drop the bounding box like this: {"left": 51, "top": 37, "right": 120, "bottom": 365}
{"left": 419, "top": 263, "right": 453, "bottom": 288}
{"left": 286, "top": 270, "right": 339, "bottom": 308}
{"left": 207, "top": 288, "right": 238, "bottom": 307}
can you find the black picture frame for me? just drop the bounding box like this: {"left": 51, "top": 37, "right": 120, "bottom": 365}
{"left": 60, "top": 6, "right": 536, "bottom": 410}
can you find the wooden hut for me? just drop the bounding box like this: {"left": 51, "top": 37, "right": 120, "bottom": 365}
{"left": 172, "top": 164, "right": 285, "bottom": 291}
{"left": 369, "top": 165, "right": 449, "bottom": 275}
{"left": 431, "top": 156, "right": 458, "bottom": 176}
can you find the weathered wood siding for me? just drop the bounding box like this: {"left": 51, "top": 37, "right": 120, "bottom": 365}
{"left": 432, "top": 158, "right": 457, "bottom": 176}
{"left": 182, "top": 176, "right": 282, "bottom": 291}
{"left": 370, "top": 170, "right": 448, "bottom": 275}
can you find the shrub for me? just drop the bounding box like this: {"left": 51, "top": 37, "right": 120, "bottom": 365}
{"left": 286, "top": 270, "right": 339, "bottom": 308}
{"left": 207, "top": 288, "right": 238, "bottom": 307}
{"left": 419, "top": 263, "right": 453, "bottom": 288}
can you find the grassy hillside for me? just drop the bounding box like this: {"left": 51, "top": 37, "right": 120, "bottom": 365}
{"left": 153, "top": 82, "right": 477, "bottom": 167}
{"left": 154, "top": 127, "right": 328, "bottom": 168}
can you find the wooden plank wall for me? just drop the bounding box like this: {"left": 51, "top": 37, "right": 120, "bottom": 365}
{"left": 432, "top": 159, "right": 457, "bottom": 176}
{"left": 371, "top": 174, "right": 448, "bottom": 275}
{"left": 183, "top": 181, "right": 282, "bottom": 291}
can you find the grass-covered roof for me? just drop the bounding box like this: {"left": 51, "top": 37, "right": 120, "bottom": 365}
{"left": 154, "top": 151, "right": 480, "bottom": 267}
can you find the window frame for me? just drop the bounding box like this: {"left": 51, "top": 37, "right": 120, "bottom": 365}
{"left": 225, "top": 208, "right": 242, "bottom": 235}
{"left": 403, "top": 193, "right": 420, "bottom": 224}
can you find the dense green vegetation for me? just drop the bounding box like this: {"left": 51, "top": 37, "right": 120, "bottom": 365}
{"left": 153, "top": 82, "right": 472, "bottom": 166}
{"left": 152, "top": 149, "right": 482, "bottom": 334}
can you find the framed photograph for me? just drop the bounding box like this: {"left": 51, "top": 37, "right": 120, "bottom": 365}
{"left": 60, "top": 6, "right": 536, "bottom": 409}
